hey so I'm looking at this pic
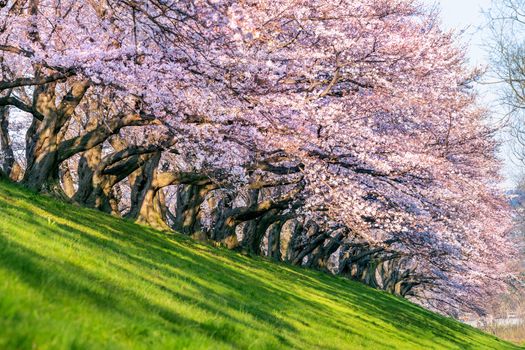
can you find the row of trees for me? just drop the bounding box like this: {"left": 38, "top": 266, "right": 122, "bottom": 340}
{"left": 0, "top": 0, "right": 518, "bottom": 316}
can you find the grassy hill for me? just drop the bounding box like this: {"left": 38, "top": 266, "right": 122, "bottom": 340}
{"left": 0, "top": 180, "right": 521, "bottom": 350}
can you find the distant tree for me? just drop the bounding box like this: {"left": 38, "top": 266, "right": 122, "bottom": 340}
{"left": 488, "top": 0, "right": 525, "bottom": 163}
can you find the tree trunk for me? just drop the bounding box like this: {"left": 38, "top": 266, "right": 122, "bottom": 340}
{"left": 93, "top": 151, "right": 156, "bottom": 214}
{"left": 173, "top": 184, "right": 215, "bottom": 236}
{"left": 241, "top": 209, "right": 280, "bottom": 255}
{"left": 23, "top": 80, "right": 89, "bottom": 195}
{"left": 73, "top": 145, "right": 102, "bottom": 204}
{"left": 0, "top": 105, "right": 18, "bottom": 179}
{"left": 267, "top": 220, "right": 284, "bottom": 260}
{"left": 211, "top": 188, "right": 300, "bottom": 249}
{"left": 23, "top": 103, "right": 60, "bottom": 191}
{"left": 60, "top": 163, "right": 76, "bottom": 198}
{"left": 135, "top": 186, "right": 170, "bottom": 230}
{"left": 209, "top": 193, "right": 239, "bottom": 247}
{"left": 238, "top": 189, "right": 260, "bottom": 252}
{"left": 127, "top": 151, "right": 169, "bottom": 230}
{"left": 75, "top": 146, "right": 156, "bottom": 214}
{"left": 281, "top": 219, "right": 303, "bottom": 262}
{"left": 304, "top": 230, "right": 345, "bottom": 270}
{"left": 126, "top": 157, "right": 216, "bottom": 232}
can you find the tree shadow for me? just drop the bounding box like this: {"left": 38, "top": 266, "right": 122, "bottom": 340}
{"left": 0, "top": 180, "right": 521, "bottom": 350}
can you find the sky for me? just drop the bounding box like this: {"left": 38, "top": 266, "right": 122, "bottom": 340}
{"left": 431, "top": 0, "right": 492, "bottom": 65}
{"left": 427, "top": 0, "right": 521, "bottom": 189}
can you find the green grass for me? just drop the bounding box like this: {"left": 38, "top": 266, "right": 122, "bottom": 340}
{"left": 0, "top": 180, "right": 521, "bottom": 350}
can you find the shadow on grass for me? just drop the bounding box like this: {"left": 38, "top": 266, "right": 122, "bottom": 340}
{"left": 0, "top": 180, "right": 521, "bottom": 350}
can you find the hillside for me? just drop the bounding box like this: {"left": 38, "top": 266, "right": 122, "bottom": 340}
{"left": 0, "top": 180, "right": 521, "bottom": 350}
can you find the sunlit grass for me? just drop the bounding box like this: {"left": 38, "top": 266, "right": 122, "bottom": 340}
{"left": 0, "top": 179, "right": 521, "bottom": 349}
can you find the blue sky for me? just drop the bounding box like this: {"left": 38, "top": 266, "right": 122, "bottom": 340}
{"left": 431, "top": 0, "right": 492, "bottom": 66}
{"left": 427, "top": 0, "right": 520, "bottom": 188}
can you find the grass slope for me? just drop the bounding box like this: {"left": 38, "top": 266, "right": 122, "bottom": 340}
{"left": 0, "top": 180, "right": 521, "bottom": 350}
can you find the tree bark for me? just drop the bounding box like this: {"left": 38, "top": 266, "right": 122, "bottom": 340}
{"left": 10, "top": 75, "right": 158, "bottom": 195}
{"left": 304, "top": 230, "right": 345, "bottom": 270}
{"left": 22, "top": 80, "right": 89, "bottom": 194}
{"left": 0, "top": 105, "right": 18, "bottom": 179}
{"left": 74, "top": 145, "right": 157, "bottom": 214}
{"left": 211, "top": 187, "right": 301, "bottom": 246}
{"left": 267, "top": 220, "right": 284, "bottom": 260}
{"left": 60, "top": 163, "right": 76, "bottom": 198}
{"left": 74, "top": 145, "right": 102, "bottom": 204}
{"left": 126, "top": 153, "right": 215, "bottom": 231}
{"left": 241, "top": 209, "right": 282, "bottom": 255}
{"left": 129, "top": 152, "right": 171, "bottom": 230}
{"left": 172, "top": 183, "right": 216, "bottom": 236}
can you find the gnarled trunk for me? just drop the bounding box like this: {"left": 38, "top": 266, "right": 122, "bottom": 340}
{"left": 211, "top": 187, "right": 301, "bottom": 248}
{"left": 241, "top": 209, "right": 281, "bottom": 255}
{"left": 0, "top": 105, "right": 20, "bottom": 179}
{"left": 73, "top": 145, "right": 102, "bottom": 204}
{"left": 304, "top": 230, "right": 345, "bottom": 270}
{"left": 23, "top": 113, "right": 63, "bottom": 193}
{"left": 173, "top": 183, "right": 215, "bottom": 236}
{"left": 130, "top": 152, "right": 171, "bottom": 230}
{"left": 135, "top": 185, "right": 169, "bottom": 230}
{"left": 23, "top": 80, "right": 90, "bottom": 195}
{"left": 74, "top": 145, "right": 157, "bottom": 214}
{"left": 60, "top": 163, "right": 76, "bottom": 198}
{"left": 267, "top": 220, "right": 284, "bottom": 260}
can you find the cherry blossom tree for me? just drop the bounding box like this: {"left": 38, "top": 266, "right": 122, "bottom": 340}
{"left": 0, "top": 0, "right": 518, "bottom": 316}
{"left": 208, "top": 0, "right": 516, "bottom": 313}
